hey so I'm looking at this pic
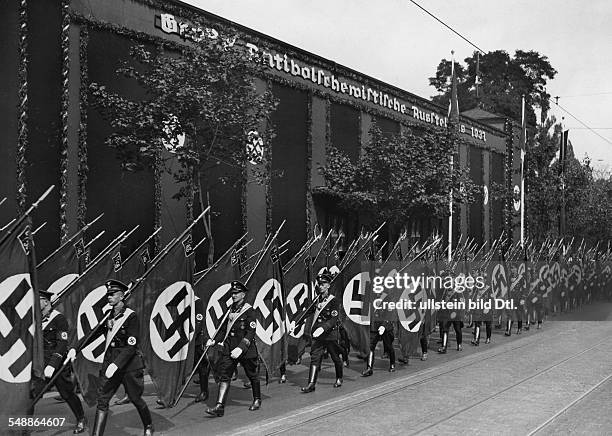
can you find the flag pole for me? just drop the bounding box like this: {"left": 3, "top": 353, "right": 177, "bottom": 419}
{"left": 32, "top": 209, "right": 210, "bottom": 406}
{"left": 447, "top": 50, "right": 457, "bottom": 263}
{"left": 194, "top": 232, "right": 248, "bottom": 285}
{"left": 246, "top": 220, "right": 285, "bottom": 285}
{"left": 0, "top": 185, "right": 55, "bottom": 246}
{"left": 32, "top": 221, "right": 47, "bottom": 236}
{"left": 36, "top": 212, "right": 104, "bottom": 268}
{"left": 171, "top": 308, "right": 232, "bottom": 407}
{"left": 120, "top": 226, "right": 162, "bottom": 267}
{"left": 520, "top": 95, "right": 526, "bottom": 248}
{"left": 49, "top": 227, "right": 138, "bottom": 307}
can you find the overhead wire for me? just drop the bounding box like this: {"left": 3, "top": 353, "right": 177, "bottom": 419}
{"left": 408, "top": 0, "right": 611, "bottom": 149}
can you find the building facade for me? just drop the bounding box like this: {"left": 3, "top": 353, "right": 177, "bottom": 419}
{"left": 0, "top": 0, "right": 522, "bottom": 265}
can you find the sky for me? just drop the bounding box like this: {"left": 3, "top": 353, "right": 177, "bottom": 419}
{"left": 183, "top": 0, "right": 612, "bottom": 173}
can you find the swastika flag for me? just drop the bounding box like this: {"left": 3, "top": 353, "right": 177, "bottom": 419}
{"left": 0, "top": 219, "right": 43, "bottom": 424}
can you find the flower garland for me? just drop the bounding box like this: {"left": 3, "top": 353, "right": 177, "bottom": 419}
{"left": 77, "top": 25, "right": 89, "bottom": 230}
{"left": 16, "top": 0, "right": 29, "bottom": 214}
{"left": 59, "top": 0, "right": 71, "bottom": 242}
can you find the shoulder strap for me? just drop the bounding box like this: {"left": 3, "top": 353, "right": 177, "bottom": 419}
{"left": 42, "top": 310, "right": 61, "bottom": 330}
{"left": 104, "top": 308, "right": 135, "bottom": 352}
{"left": 312, "top": 295, "right": 334, "bottom": 327}
{"left": 221, "top": 303, "right": 252, "bottom": 343}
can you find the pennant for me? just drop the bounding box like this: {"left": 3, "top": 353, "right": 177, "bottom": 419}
{"left": 37, "top": 237, "right": 84, "bottom": 299}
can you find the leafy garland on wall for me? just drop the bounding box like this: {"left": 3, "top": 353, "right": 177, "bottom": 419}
{"left": 77, "top": 25, "right": 89, "bottom": 230}
{"left": 59, "top": 0, "right": 71, "bottom": 242}
{"left": 265, "top": 82, "right": 275, "bottom": 235}
{"left": 153, "top": 150, "right": 162, "bottom": 254}
{"left": 480, "top": 148, "right": 486, "bottom": 243}
{"left": 504, "top": 118, "right": 515, "bottom": 249}
{"left": 325, "top": 98, "right": 331, "bottom": 152}
{"left": 305, "top": 90, "right": 313, "bottom": 235}
{"left": 16, "top": 0, "right": 29, "bottom": 214}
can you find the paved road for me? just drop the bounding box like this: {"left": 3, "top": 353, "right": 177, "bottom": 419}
{"left": 30, "top": 302, "right": 612, "bottom": 435}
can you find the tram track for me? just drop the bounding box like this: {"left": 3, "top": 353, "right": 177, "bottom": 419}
{"left": 224, "top": 323, "right": 598, "bottom": 435}
{"left": 408, "top": 335, "right": 612, "bottom": 435}
{"left": 526, "top": 372, "right": 612, "bottom": 435}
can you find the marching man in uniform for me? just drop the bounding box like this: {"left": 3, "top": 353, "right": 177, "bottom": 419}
{"left": 205, "top": 281, "right": 261, "bottom": 417}
{"left": 295, "top": 272, "right": 344, "bottom": 393}
{"left": 91, "top": 280, "right": 153, "bottom": 436}
{"left": 361, "top": 309, "right": 396, "bottom": 376}
{"left": 193, "top": 296, "right": 211, "bottom": 403}
{"left": 35, "top": 290, "right": 86, "bottom": 434}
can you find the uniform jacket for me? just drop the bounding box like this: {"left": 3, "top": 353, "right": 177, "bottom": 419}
{"left": 42, "top": 310, "right": 70, "bottom": 369}
{"left": 308, "top": 294, "right": 340, "bottom": 341}
{"left": 194, "top": 297, "right": 206, "bottom": 347}
{"left": 370, "top": 313, "right": 394, "bottom": 335}
{"left": 213, "top": 302, "right": 257, "bottom": 359}
{"left": 101, "top": 306, "right": 144, "bottom": 373}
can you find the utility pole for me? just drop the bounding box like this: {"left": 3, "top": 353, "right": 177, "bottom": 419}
{"left": 559, "top": 116, "right": 567, "bottom": 237}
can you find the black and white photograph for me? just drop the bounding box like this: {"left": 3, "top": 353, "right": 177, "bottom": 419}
{"left": 1, "top": 0, "right": 611, "bottom": 434}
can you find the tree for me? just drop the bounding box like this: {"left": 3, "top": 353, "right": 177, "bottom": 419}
{"left": 318, "top": 125, "right": 477, "bottom": 230}
{"left": 90, "top": 33, "right": 277, "bottom": 215}
{"left": 90, "top": 32, "right": 277, "bottom": 263}
{"left": 525, "top": 116, "right": 595, "bottom": 242}
{"left": 429, "top": 50, "right": 557, "bottom": 124}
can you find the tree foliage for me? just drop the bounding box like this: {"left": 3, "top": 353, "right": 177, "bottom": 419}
{"left": 319, "top": 126, "right": 477, "bottom": 226}
{"left": 429, "top": 50, "right": 557, "bottom": 124}
{"left": 89, "top": 33, "right": 277, "bottom": 196}
{"left": 524, "top": 116, "right": 601, "bottom": 242}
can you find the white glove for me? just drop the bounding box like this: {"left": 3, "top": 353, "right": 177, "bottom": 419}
{"left": 288, "top": 321, "right": 296, "bottom": 334}
{"left": 312, "top": 327, "right": 324, "bottom": 338}
{"left": 44, "top": 365, "right": 55, "bottom": 378}
{"left": 230, "top": 347, "right": 243, "bottom": 359}
{"left": 206, "top": 339, "right": 215, "bottom": 347}
{"left": 105, "top": 363, "right": 118, "bottom": 378}
{"left": 66, "top": 348, "right": 77, "bottom": 362}
{"left": 378, "top": 326, "right": 385, "bottom": 336}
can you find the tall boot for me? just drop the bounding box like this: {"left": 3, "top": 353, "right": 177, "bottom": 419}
{"left": 361, "top": 351, "right": 374, "bottom": 377}
{"left": 517, "top": 320, "right": 522, "bottom": 334}
{"left": 63, "top": 393, "right": 85, "bottom": 434}
{"left": 333, "top": 360, "right": 343, "bottom": 387}
{"left": 206, "top": 381, "right": 230, "bottom": 417}
{"left": 301, "top": 365, "right": 318, "bottom": 393}
{"left": 505, "top": 319, "right": 512, "bottom": 336}
{"left": 91, "top": 410, "right": 108, "bottom": 436}
{"left": 388, "top": 346, "right": 396, "bottom": 372}
{"left": 248, "top": 380, "right": 261, "bottom": 411}
{"left": 471, "top": 326, "right": 480, "bottom": 346}
{"left": 135, "top": 403, "right": 153, "bottom": 435}
{"left": 438, "top": 332, "right": 448, "bottom": 353}
{"left": 196, "top": 365, "right": 210, "bottom": 402}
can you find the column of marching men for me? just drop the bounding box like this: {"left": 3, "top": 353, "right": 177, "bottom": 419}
{"left": 2, "top": 196, "right": 612, "bottom": 435}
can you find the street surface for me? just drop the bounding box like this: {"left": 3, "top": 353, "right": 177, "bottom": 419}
{"left": 31, "top": 302, "right": 612, "bottom": 435}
